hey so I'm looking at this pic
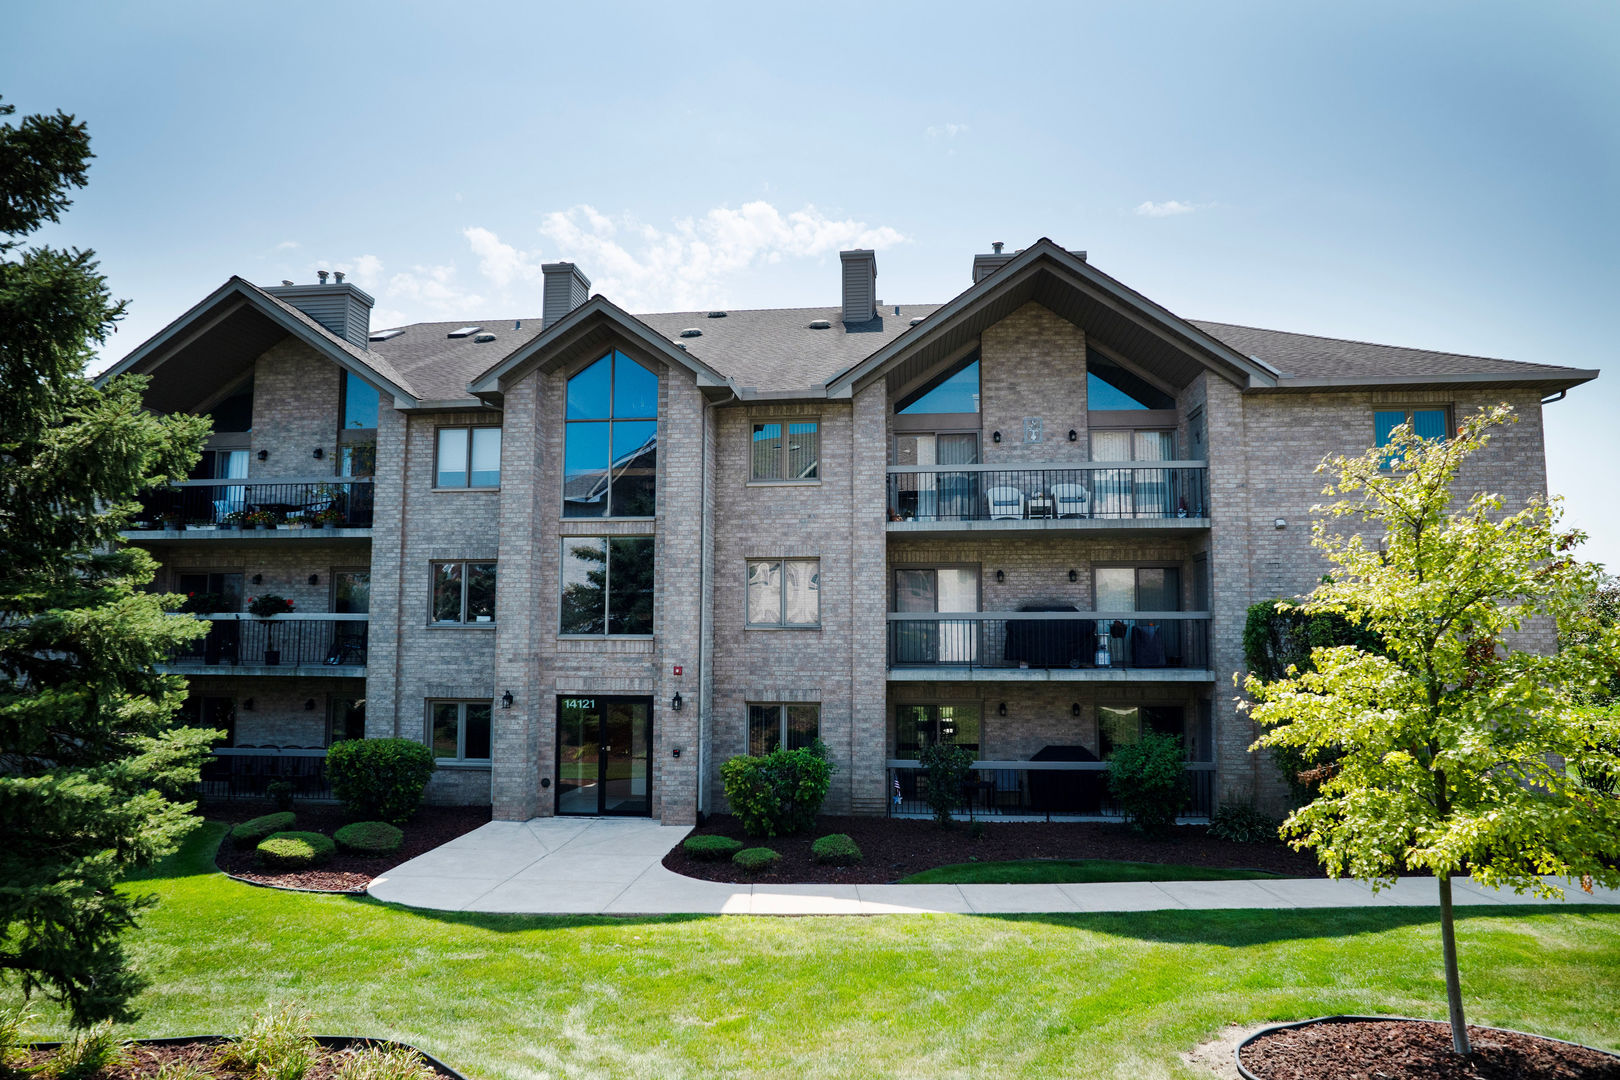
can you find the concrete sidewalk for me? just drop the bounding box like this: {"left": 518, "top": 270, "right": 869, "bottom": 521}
{"left": 366, "top": 818, "right": 1620, "bottom": 916}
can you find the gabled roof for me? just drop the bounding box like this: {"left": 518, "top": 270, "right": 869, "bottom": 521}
{"left": 98, "top": 276, "right": 420, "bottom": 409}
{"left": 823, "top": 239, "right": 1281, "bottom": 397}
{"left": 467, "top": 294, "right": 733, "bottom": 404}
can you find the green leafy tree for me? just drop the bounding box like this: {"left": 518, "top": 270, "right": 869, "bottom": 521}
{"left": 1241, "top": 405, "right": 1620, "bottom": 1056}
{"left": 0, "top": 98, "right": 213, "bottom": 1024}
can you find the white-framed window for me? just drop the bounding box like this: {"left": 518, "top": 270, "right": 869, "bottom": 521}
{"left": 432, "top": 561, "right": 497, "bottom": 624}
{"left": 747, "top": 703, "right": 820, "bottom": 756}
{"left": 751, "top": 420, "right": 819, "bottom": 481}
{"left": 428, "top": 700, "right": 493, "bottom": 763}
{"left": 746, "top": 558, "right": 820, "bottom": 628}
{"left": 436, "top": 426, "right": 502, "bottom": 488}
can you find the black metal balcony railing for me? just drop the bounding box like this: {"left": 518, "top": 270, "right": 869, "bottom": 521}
{"left": 135, "top": 478, "right": 375, "bottom": 529}
{"left": 198, "top": 748, "right": 331, "bottom": 800}
{"left": 887, "top": 612, "right": 1209, "bottom": 671}
{"left": 172, "top": 615, "right": 369, "bottom": 669}
{"left": 887, "top": 760, "right": 1216, "bottom": 820}
{"left": 887, "top": 462, "right": 1208, "bottom": 523}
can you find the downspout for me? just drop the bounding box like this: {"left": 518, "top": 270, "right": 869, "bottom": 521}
{"left": 1540, "top": 389, "right": 1567, "bottom": 405}
{"left": 695, "top": 379, "right": 740, "bottom": 817}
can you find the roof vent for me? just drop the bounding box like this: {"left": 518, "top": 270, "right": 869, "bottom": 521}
{"left": 909, "top": 316, "right": 925, "bottom": 326}
{"left": 281, "top": 279, "right": 295, "bottom": 286}
{"left": 317, "top": 270, "right": 330, "bottom": 284}
{"left": 839, "top": 249, "right": 877, "bottom": 324}
{"left": 447, "top": 326, "right": 482, "bottom": 339}
{"left": 992, "top": 241, "right": 1004, "bottom": 254}
{"left": 369, "top": 328, "right": 405, "bottom": 342}
{"left": 474, "top": 333, "right": 497, "bottom": 343}
{"left": 674, "top": 341, "right": 688, "bottom": 350}
{"left": 679, "top": 327, "right": 702, "bottom": 337}
{"left": 333, "top": 271, "right": 346, "bottom": 284}
{"left": 808, "top": 319, "right": 832, "bottom": 330}
{"left": 706, "top": 311, "right": 727, "bottom": 318}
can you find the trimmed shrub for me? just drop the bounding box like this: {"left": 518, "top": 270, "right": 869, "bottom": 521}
{"left": 325, "top": 738, "right": 436, "bottom": 825}
{"left": 255, "top": 831, "right": 336, "bottom": 871}
{"left": 267, "top": 779, "right": 295, "bottom": 812}
{"left": 232, "top": 811, "right": 296, "bottom": 850}
{"left": 731, "top": 847, "right": 781, "bottom": 872}
{"left": 333, "top": 821, "right": 405, "bottom": 856}
{"left": 919, "top": 742, "right": 974, "bottom": 825}
{"left": 1106, "top": 731, "right": 1189, "bottom": 835}
{"left": 682, "top": 834, "right": 745, "bottom": 862}
{"left": 1209, "top": 799, "right": 1282, "bottom": 843}
{"left": 810, "top": 833, "right": 862, "bottom": 865}
{"left": 719, "top": 740, "right": 834, "bottom": 838}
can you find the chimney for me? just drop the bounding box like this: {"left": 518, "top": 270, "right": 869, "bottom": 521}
{"left": 542, "top": 262, "right": 591, "bottom": 329}
{"left": 265, "top": 273, "right": 375, "bottom": 349}
{"left": 971, "top": 242, "right": 1088, "bottom": 283}
{"left": 839, "top": 249, "right": 877, "bottom": 324}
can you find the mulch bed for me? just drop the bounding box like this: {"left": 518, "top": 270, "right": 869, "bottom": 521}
{"left": 16, "top": 1038, "right": 459, "bottom": 1080}
{"left": 663, "top": 814, "right": 1326, "bottom": 884}
{"left": 1238, "top": 1019, "right": 1620, "bottom": 1079}
{"left": 209, "top": 801, "right": 490, "bottom": 893}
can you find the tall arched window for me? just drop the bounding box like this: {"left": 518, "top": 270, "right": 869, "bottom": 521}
{"left": 563, "top": 350, "right": 658, "bottom": 517}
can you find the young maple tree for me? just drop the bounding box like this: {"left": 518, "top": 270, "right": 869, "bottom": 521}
{"left": 0, "top": 97, "right": 213, "bottom": 1024}
{"left": 1242, "top": 404, "right": 1620, "bottom": 1056}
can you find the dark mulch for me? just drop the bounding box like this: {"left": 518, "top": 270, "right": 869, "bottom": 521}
{"left": 17, "top": 1039, "right": 452, "bottom": 1080}
{"left": 209, "top": 801, "right": 490, "bottom": 893}
{"left": 663, "top": 813, "right": 1326, "bottom": 884}
{"left": 1239, "top": 1019, "right": 1620, "bottom": 1080}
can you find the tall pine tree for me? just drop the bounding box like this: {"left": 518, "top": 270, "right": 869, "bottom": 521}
{"left": 0, "top": 97, "right": 213, "bottom": 1025}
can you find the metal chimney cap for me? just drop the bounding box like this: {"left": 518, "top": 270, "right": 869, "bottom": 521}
{"left": 991, "top": 241, "right": 1004, "bottom": 255}
{"left": 333, "top": 271, "right": 346, "bottom": 284}
{"left": 281, "top": 280, "right": 295, "bottom": 286}
{"left": 317, "top": 270, "right": 330, "bottom": 283}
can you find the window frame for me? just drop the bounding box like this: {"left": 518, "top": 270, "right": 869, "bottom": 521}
{"left": 1096, "top": 701, "right": 1208, "bottom": 762}
{"left": 1374, "top": 405, "right": 1451, "bottom": 468}
{"left": 558, "top": 535, "right": 656, "bottom": 638}
{"left": 744, "top": 557, "right": 821, "bottom": 629}
{"left": 891, "top": 700, "right": 982, "bottom": 759}
{"left": 426, "top": 699, "right": 494, "bottom": 765}
{"left": 562, "top": 350, "right": 659, "bottom": 519}
{"left": 326, "top": 695, "right": 366, "bottom": 746}
{"left": 746, "top": 702, "right": 821, "bottom": 756}
{"left": 748, "top": 418, "right": 821, "bottom": 484}
{"left": 433, "top": 424, "right": 502, "bottom": 490}
{"left": 429, "top": 560, "right": 498, "bottom": 626}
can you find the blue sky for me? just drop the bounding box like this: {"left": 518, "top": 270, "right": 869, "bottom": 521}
{"left": 13, "top": 0, "right": 1618, "bottom": 567}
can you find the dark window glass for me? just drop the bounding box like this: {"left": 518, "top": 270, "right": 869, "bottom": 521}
{"left": 1098, "top": 705, "right": 1187, "bottom": 759}
{"left": 432, "top": 562, "right": 496, "bottom": 623}
{"left": 786, "top": 704, "right": 819, "bottom": 750}
{"left": 748, "top": 704, "right": 778, "bottom": 756}
{"left": 752, "top": 424, "right": 781, "bottom": 480}
{"left": 340, "top": 441, "right": 375, "bottom": 478}
{"left": 560, "top": 538, "right": 607, "bottom": 635}
{"left": 748, "top": 703, "right": 820, "bottom": 756}
{"left": 1086, "top": 350, "right": 1176, "bottom": 410}
{"left": 608, "top": 537, "right": 655, "bottom": 635}
{"left": 565, "top": 351, "right": 657, "bottom": 517}
{"left": 334, "top": 571, "right": 370, "bottom": 614}
{"left": 752, "top": 421, "right": 819, "bottom": 480}
{"left": 898, "top": 358, "right": 979, "bottom": 415}
{"left": 894, "top": 703, "right": 979, "bottom": 758}
{"left": 343, "top": 371, "right": 379, "bottom": 429}
{"left": 208, "top": 382, "right": 254, "bottom": 432}
{"left": 788, "top": 422, "right": 819, "bottom": 480}
{"left": 467, "top": 563, "right": 497, "bottom": 621}
{"left": 464, "top": 704, "right": 492, "bottom": 760}
{"left": 184, "top": 694, "right": 237, "bottom": 746}
{"left": 431, "top": 703, "right": 460, "bottom": 759}
{"left": 328, "top": 697, "right": 366, "bottom": 745}
{"left": 432, "top": 563, "right": 463, "bottom": 622}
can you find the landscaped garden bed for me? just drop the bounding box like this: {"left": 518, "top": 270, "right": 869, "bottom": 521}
{"left": 14, "top": 1036, "right": 466, "bottom": 1080}
{"left": 663, "top": 813, "right": 1326, "bottom": 884}
{"left": 208, "top": 802, "right": 489, "bottom": 893}
{"left": 1236, "top": 1017, "right": 1620, "bottom": 1080}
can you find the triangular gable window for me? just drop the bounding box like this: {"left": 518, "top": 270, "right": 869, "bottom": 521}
{"left": 1086, "top": 349, "right": 1174, "bottom": 410}
{"left": 897, "top": 355, "right": 979, "bottom": 415}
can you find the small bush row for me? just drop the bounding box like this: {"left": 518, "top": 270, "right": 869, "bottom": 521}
{"left": 334, "top": 821, "right": 405, "bottom": 855}
{"left": 232, "top": 811, "right": 296, "bottom": 850}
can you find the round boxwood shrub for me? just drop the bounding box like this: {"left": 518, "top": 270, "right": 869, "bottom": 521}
{"left": 255, "top": 831, "right": 336, "bottom": 871}
{"left": 232, "top": 811, "right": 296, "bottom": 850}
{"left": 325, "top": 738, "right": 436, "bottom": 825}
{"left": 731, "top": 846, "right": 781, "bottom": 872}
{"left": 718, "top": 740, "right": 834, "bottom": 838}
{"left": 810, "top": 833, "right": 862, "bottom": 865}
{"left": 333, "top": 820, "right": 405, "bottom": 855}
{"left": 683, "top": 835, "right": 745, "bottom": 862}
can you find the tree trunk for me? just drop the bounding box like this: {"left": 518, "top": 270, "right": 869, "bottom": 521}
{"left": 1437, "top": 875, "right": 1472, "bottom": 1055}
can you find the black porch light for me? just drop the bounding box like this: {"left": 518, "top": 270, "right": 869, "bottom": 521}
{"left": 1071, "top": 702, "right": 1081, "bottom": 718}
{"left": 304, "top": 699, "right": 316, "bottom": 711}
{"left": 500, "top": 690, "right": 514, "bottom": 709}
{"left": 257, "top": 449, "right": 268, "bottom": 461}
{"left": 995, "top": 569, "right": 1005, "bottom": 584}
{"left": 1068, "top": 569, "right": 1078, "bottom": 583}
{"left": 997, "top": 701, "right": 1007, "bottom": 717}
{"left": 1068, "top": 429, "right": 1078, "bottom": 442}
{"left": 312, "top": 447, "right": 325, "bottom": 460}
{"left": 671, "top": 691, "right": 683, "bottom": 712}
{"left": 308, "top": 574, "right": 319, "bottom": 586}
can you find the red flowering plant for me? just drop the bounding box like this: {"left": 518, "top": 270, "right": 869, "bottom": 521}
{"left": 246, "top": 594, "right": 294, "bottom": 617}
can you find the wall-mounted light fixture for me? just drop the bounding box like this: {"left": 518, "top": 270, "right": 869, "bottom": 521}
{"left": 252, "top": 574, "right": 263, "bottom": 585}
{"left": 1274, "top": 517, "right": 1288, "bottom": 530}
{"left": 304, "top": 699, "right": 316, "bottom": 712}
{"left": 1068, "top": 569, "right": 1078, "bottom": 583}
{"left": 1071, "top": 702, "right": 1081, "bottom": 718}
{"left": 671, "top": 691, "right": 683, "bottom": 712}
{"left": 257, "top": 449, "right": 269, "bottom": 462}
{"left": 312, "top": 447, "right": 325, "bottom": 460}
{"left": 995, "top": 569, "right": 1005, "bottom": 584}
{"left": 672, "top": 746, "right": 683, "bottom": 759}
{"left": 991, "top": 430, "right": 1002, "bottom": 443}
{"left": 500, "top": 690, "right": 514, "bottom": 709}
{"left": 997, "top": 701, "right": 1008, "bottom": 717}
{"left": 243, "top": 698, "right": 255, "bottom": 711}
{"left": 1068, "top": 429, "right": 1078, "bottom": 442}
{"left": 307, "top": 574, "right": 319, "bottom": 586}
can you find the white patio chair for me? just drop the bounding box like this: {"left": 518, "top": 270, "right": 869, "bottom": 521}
{"left": 986, "top": 485, "right": 1024, "bottom": 520}
{"left": 1050, "top": 483, "right": 1090, "bottom": 518}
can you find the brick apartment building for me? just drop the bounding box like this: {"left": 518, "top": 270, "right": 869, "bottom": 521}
{"left": 102, "top": 239, "right": 1598, "bottom": 824}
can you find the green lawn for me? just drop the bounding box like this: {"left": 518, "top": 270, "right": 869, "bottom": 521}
{"left": 20, "top": 821, "right": 1620, "bottom": 1080}
{"left": 900, "top": 858, "right": 1283, "bottom": 885}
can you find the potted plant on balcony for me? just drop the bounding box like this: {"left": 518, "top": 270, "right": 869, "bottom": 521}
{"left": 219, "top": 509, "right": 245, "bottom": 532}
{"left": 161, "top": 511, "right": 184, "bottom": 532}
{"left": 247, "top": 594, "right": 294, "bottom": 665}
{"left": 313, "top": 506, "right": 344, "bottom": 530}
{"left": 242, "top": 509, "right": 277, "bottom": 531}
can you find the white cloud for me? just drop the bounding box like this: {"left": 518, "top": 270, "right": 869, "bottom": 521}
{"left": 464, "top": 226, "right": 543, "bottom": 291}
{"left": 333, "top": 253, "right": 488, "bottom": 330}
{"left": 275, "top": 240, "right": 300, "bottom": 251}
{"left": 1134, "top": 200, "right": 1200, "bottom": 218}
{"left": 926, "top": 123, "right": 968, "bottom": 139}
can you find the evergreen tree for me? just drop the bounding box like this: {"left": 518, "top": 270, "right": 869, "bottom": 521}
{"left": 0, "top": 97, "right": 213, "bottom": 1025}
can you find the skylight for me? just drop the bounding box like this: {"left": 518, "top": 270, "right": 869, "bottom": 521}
{"left": 368, "top": 328, "right": 405, "bottom": 342}
{"left": 447, "top": 326, "right": 482, "bottom": 339}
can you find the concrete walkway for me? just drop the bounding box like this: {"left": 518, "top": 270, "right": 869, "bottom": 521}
{"left": 366, "top": 818, "right": 1620, "bottom": 916}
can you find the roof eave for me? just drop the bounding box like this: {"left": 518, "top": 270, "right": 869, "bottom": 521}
{"left": 1261, "top": 370, "right": 1601, "bottom": 393}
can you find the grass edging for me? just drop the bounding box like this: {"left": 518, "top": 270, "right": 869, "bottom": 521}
{"left": 900, "top": 857, "right": 1286, "bottom": 885}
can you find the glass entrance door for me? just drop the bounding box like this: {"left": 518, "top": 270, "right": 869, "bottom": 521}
{"left": 556, "top": 696, "right": 652, "bottom": 815}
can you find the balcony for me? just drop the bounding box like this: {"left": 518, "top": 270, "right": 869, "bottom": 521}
{"left": 887, "top": 611, "right": 1211, "bottom": 681}
{"left": 163, "top": 614, "right": 369, "bottom": 677}
{"left": 887, "top": 759, "right": 1215, "bottom": 820}
{"left": 199, "top": 748, "right": 333, "bottom": 800}
{"left": 887, "top": 462, "right": 1208, "bottom": 535}
{"left": 125, "top": 478, "right": 374, "bottom": 540}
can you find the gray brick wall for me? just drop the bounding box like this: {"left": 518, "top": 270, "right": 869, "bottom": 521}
{"left": 980, "top": 302, "right": 1089, "bottom": 463}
